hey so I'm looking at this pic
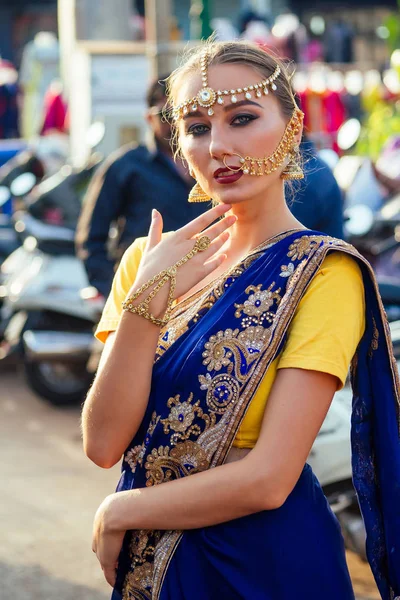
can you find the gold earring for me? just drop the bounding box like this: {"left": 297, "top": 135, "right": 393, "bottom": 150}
{"left": 281, "top": 145, "right": 304, "bottom": 181}
{"left": 188, "top": 181, "right": 211, "bottom": 203}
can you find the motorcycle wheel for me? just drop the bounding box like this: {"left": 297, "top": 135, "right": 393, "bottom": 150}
{"left": 24, "top": 359, "right": 92, "bottom": 406}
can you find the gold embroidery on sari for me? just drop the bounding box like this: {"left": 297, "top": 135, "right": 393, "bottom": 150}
{"left": 123, "top": 529, "right": 162, "bottom": 599}
{"left": 123, "top": 563, "right": 153, "bottom": 600}
{"left": 211, "top": 242, "right": 354, "bottom": 468}
{"left": 205, "top": 373, "right": 241, "bottom": 414}
{"left": 126, "top": 445, "right": 146, "bottom": 474}
{"left": 160, "top": 393, "right": 211, "bottom": 444}
{"left": 238, "top": 325, "right": 272, "bottom": 352}
{"left": 145, "top": 440, "right": 210, "bottom": 486}
{"left": 234, "top": 283, "right": 281, "bottom": 327}
{"left": 287, "top": 235, "right": 326, "bottom": 261}
{"left": 152, "top": 531, "right": 183, "bottom": 598}
{"left": 155, "top": 230, "right": 301, "bottom": 363}
{"left": 126, "top": 412, "right": 160, "bottom": 474}
{"left": 202, "top": 328, "right": 239, "bottom": 372}
{"left": 369, "top": 316, "right": 379, "bottom": 357}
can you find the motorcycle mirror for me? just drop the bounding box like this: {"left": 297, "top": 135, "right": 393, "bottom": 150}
{"left": 344, "top": 204, "right": 374, "bottom": 236}
{"left": 318, "top": 149, "right": 340, "bottom": 170}
{"left": 10, "top": 172, "right": 37, "bottom": 197}
{"left": 337, "top": 119, "right": 361, "bottom": 151}
{"left": 86, "top": 122, "right": 105, "bottom": 149}
{"left": 0, "top": 186, "right": 11, "bottom": 208}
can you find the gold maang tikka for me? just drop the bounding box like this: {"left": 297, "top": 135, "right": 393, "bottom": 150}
{"left": 173, "top": 51, "right": 281, "bottom": 121}
{"left": 222, "top": 108, "right": 304, "bottom": 180}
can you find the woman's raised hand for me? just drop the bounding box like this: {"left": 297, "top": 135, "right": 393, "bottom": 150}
{"left": 127, "top": 204, "right": 236, "bottom": 314}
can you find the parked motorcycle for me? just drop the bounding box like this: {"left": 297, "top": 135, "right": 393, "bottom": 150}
{"left": 0, "top": 212, "right": 96, "bottom": 404}
{"left": 0, "top": 125, "right": 105, "bottom": 403}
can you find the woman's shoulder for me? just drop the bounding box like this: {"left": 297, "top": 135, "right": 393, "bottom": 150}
{"left": 301, "top": 246, "right": 365, "bottom": 316}
{"left": 318, "top": 248, "right": 364, "bottom": 281}
{"left": 279, "top": 245, "right": 366, "bottom": 389}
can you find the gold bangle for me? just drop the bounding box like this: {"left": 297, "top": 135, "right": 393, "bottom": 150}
{"left": 122, "top": 235, "right": 211, "bottom": 326}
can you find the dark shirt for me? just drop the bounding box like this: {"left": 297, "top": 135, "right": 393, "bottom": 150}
{"left": 290, "top": 142, "right": 344, "bottom": 239}
{"left": 76, "top": 142, "right": 205, "bottom": 297}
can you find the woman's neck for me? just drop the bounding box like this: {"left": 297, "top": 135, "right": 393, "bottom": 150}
{"left": 225, "top": 185, "right": 305, "bottom": 258}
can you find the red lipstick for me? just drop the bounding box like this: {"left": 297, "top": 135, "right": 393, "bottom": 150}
{"left": 213, "top": 166, "right": 243, "bottom": 185}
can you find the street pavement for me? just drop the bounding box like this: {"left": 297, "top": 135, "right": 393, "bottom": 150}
{"left": 0, "top": 369, "right": 380, "bottom": 600}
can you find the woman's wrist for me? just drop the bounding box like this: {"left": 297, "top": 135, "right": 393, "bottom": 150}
{"left": 107, "top": 491, "right": 141, "bottom": 532}
{"left": 125, "top": 280, "right": 170, "bottom": 322}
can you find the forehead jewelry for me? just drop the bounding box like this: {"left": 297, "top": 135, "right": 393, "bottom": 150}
{"left": 222, "top": 108, "right": 304, "bottom": 176}
{"left": 173, "top": 51, "right": 281, "bottom": 121}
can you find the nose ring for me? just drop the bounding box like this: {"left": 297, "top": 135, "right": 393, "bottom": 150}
{"left": 222, "top": 153, "right": 246, "bottom": 172}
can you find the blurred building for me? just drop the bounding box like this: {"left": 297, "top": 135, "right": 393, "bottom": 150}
{"left": 0, "top": 0, "right": 58, "bottom": 66}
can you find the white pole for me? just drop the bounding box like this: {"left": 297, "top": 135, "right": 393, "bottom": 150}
{"left": 145, "top": 0, "right": 172, "bottom": 79}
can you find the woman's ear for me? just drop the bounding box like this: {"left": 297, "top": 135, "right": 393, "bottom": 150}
{"left": 145, "top": 110, "right": 154, "bottom": 127}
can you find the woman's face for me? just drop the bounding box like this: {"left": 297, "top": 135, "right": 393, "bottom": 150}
{"left": 176, "top": 63, "right": 300, "bottom": 206}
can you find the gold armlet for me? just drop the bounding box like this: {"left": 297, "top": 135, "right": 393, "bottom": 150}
{"left": 122, "top": 235, "right": 211, "bottom": 326}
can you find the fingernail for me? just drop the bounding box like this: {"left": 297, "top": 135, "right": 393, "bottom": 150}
{"left": 152, "top": 209, "right": 157, "bottom": 219}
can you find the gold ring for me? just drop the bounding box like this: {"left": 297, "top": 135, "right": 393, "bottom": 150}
{"left": 194, "top": 235, "right": 211, "bottom": 252}
{"left": 222, "top": 153, "right": 245, "bottom": 173}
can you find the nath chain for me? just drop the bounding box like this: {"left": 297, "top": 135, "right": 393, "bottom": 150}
{"left": 223, "top": 108, "right": 303, "bottom": 176}
{"left": 122, "top": 235, "right": 211, "bottom": 327}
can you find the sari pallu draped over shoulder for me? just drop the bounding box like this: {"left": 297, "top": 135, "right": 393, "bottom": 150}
{"left": 110, "top": 230, "right": 400, "bottom": 600}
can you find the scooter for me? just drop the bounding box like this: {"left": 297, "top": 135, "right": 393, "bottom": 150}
{"left": 0, "top": 127, "right": 105, "bottom": 403}
{"left": 0, "top": 212, "right": 96, "bottom": 404}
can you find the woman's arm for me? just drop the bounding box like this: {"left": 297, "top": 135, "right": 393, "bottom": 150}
{"left": 94, "top": 367, "right": 337, "bottom": 530}
{"left": 82, "top": 313, "right": 163, "bottom": 468}
{"left": 82, "top": 205, "right": 235, "bottom": 468}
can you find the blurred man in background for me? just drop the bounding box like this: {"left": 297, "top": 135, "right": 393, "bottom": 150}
{"left": 76, "top": 76, "right": 204, "bottom": 298}
{"left": 291, "top": 135, "right": 344, "bottom": 239}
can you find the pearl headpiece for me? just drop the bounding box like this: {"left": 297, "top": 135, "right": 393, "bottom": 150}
{"left": 173, "top": 51, "right": 281, "bottom": 121}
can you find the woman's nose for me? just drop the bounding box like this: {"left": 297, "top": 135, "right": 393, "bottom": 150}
{"left": 209, "top": 127, "right": 231, "bottom": 162}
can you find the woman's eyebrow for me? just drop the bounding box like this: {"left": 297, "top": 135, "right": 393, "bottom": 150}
{"left": 182, "top": 99, "right": 263, "bottom": 121}
{"left": 182, "top": 110, "right": 205, "bottom": 120}
{"left": 224, "top": 99, "right": 263, "bottom": 111}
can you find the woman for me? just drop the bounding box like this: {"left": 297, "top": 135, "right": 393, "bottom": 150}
{"left": 83, "top": 41, "right": 400, "bottom": 600}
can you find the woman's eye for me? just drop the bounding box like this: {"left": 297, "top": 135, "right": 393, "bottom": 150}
{"left": 231, "top": 114, "right": 258, "bottom": 126}
{"left": 187, "top": 124, "right": 209, "bottom": 136}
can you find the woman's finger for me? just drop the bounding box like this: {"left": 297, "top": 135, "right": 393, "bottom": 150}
{"left": 179, "top": 203, "right": 231, "bottom": 239}
{"left": 198, "top": 214, "right": 236, "bottom": 242}
{"left": 203, "top": 230, "right": 230, "bottom": 259}
{"left": 203, "top": 253, "right": 227, "bottom": 277}
{"left": 146, "top": 209, "right": 164, "bottom": 250}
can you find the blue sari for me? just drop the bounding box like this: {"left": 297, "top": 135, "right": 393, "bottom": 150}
{"left": 110, "top": 230, "right": 400, "bottom": 600}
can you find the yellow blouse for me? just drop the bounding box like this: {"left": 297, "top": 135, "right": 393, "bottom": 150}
{"left": 96, "top": 237, "right": 365, "bottom": 449}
